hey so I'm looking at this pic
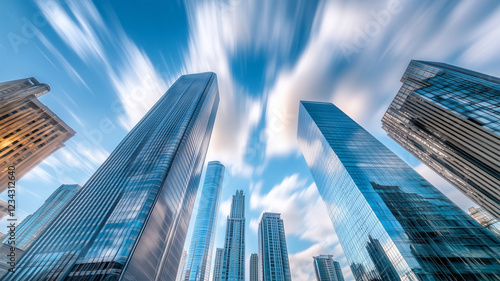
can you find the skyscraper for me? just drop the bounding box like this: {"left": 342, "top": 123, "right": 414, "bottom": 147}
{"left": 332, "top": 260, "right": 343, "bottom": 281}
{"left": 184, "top": 161, "right": 225, "bottom": 281}
{"left": 212, "top": 248, "right": 224, "bottom": 281}
{"left": 313, "top": 255, "right": 344, "bottom": 281}
{"left": 177, "top": 251, "right": 189, "bottom": 281}
{"left": 382, "top": 60, "right": 500, "bottom": 219}
{"left": 297, "top": 101, "right": 500, "bottom": 280}
{"left": 221, "top": 190, "right": 245, "bottom": 281}
{"left": 249, "top": 253, "right": 258, "bottom": 281}
{"left": 0, "top": 77, "right": 75, "bottom": 191}
{"left": 469, "top": 206, "right": 500, "bottom": 238}
{"left": 4, "top": 72, "right": 220, "bottom": 281}
{"left": 3, "top": 184, "right": 81, "bottom": 251}
{"left": 258, "top": 213, "right": 291, "bottom": 281}
{"left": 0, "top": 200, "right": 8, "bottom": 220}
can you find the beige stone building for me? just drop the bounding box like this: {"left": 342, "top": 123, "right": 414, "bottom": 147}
{"left": 0, "top": 78, "right": 75, "bottom": 192}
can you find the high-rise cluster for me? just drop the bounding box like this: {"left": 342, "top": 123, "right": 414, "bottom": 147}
{"left": 3, "top": 72, "right": 220, "bottom": 281}
{"left": 4, "top": 60, "right": 500, "bottom": 281}
{"left": 297, "top": 98, "right": 500, "bottom": 280}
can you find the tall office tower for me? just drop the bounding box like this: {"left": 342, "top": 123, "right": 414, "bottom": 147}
{"left": 313, "top": 255, "right": 344, "bottom": 281}
{"left": 184, "top": 161, "right": 225, "bottom": 281}
{"left": 177, "top": 251, "right": 189, "bottom": 281}
{"left": 212, "top": 248, "right": 224, "bottom": 281}
{"left": 258, "top": 213, "right": 292, "bottom": 281}
{"left": 0, "top": 77, "right": 75, "bottom": 192}
{"left": 221, "top": 190, "right": 245, "bottom": 281}
{"left": 469, "top": 206, "right": 500, "bottom": 238}
{"left": 249, "top": 253, "right": 258, "bottom": 281}
{"left": 297, "top": 101, "right": 500, "bottom": 280}
{"left": 381, "top": 60, "right": 500, "bottom": 219}
{"left": 2, "top": 184, "right": 81, "bottom": 251}
{"left": 4, "top": 72, "right": 220, "bottom": 281}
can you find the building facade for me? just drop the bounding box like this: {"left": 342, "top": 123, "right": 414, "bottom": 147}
{"left": 176, "top": 251, "right": 189, "bottom": 281}
{"left": 258, "top": 213, "right": 291, "bottom": 281}
{"left": 332, "top": 260, "right": 344, "bottom": 281}
{"left": 313, "top": 255, "right": 344, "bottom": 281}
{"left": 297, "top": 101, "right": 500, "bottom": 280}
{"left": 2, "top": 184, "right": 81, "bottom": 251}
{"left": 382, "top": 60, "right": 500, "bottom": 219}
{"left": 221, "top": 190, "right": 245, "bottom": 281}
{"left": 0, "top": 77, "right": 75, "bottom": 192}
{"left": 4, "top": 72, "right": 220, "bottom": 281}
{"left": 184, "top": 161, "right": 225, "bottom": 281}
{"left": 469, "top": 206, "right": 500, "bottom": 238}
{"left": 212, "top": 248, "right": 224, "bottom": 281}
{"left": 0, "top": 200, "right": 9, "bottom": 220}
{"left": 249, "top": 253, "right": 258, "bottom": 281}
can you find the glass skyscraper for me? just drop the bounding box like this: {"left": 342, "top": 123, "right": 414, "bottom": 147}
{"left": 382, "top": 60, "right": 500, "bottom": 219}
{"left": 212, "top": 248, "right": 224, "bottom": 281}
{"left": 184, "top": 161, "right": 225, "bottom": 281}
{"left": 220, "top": 190, "right": 245, "bottom": 281}
{"left": 4, "top": 72, "right": 220, "bottom": 281}
{"left": 297, "top": 101, "right": 500, "bottom": 280}
{"left": 3, "top": 184, "right": 81, "bottom": 251}
{"left": 249, "top": 253, "right": 258, "bottom": 281}
{"left": 313, "top": 255, "right": 344, "bottom": 281}
{"left": 258, "top": 213, "right": 291, "bottom": 281}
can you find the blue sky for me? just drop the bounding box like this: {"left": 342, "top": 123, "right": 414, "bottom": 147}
{"left": 2, "top": 0, "right": 500, "bottom": 280}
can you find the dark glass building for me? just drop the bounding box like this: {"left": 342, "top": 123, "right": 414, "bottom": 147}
{"left": 382, "top": 60, "right": 500, "bottom": 219}
{"left": 297, "top": 101, "right": 500, "bottom": 280}
{"left": 313, "top": 255, "right": 344, "bottom": 281}
{"left": 184, "top": 161, "right": 225, "bottom": 281}
{"left": 258, "top": 213, "right": 291, "bottom": 281}
{"left": 220, "top": 190, "right": 245, "bottom": 281}
{"left": 3, "top": 72, "right": 220, "bottom": 281}
{"left": 249, "top": 253, "right": 258, "bottom": 281}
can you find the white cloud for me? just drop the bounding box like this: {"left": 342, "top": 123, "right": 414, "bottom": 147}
{"left": 36, "top": 0, "right": 107, "bottom": 63}
{"left": 22, "top": 166, "right": 53, "bottom": 183}
{"left": 35, "top": 0, "right": 170, "bottom": 132}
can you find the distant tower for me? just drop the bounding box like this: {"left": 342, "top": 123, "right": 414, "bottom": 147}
{"left": 258, "top": 213, "right": 292, "bottom": 281}
{"left": 313, "top": 255, "right": 344, "bottom": 281}
{"left": 177, "top": 251, "right": 189, "bottom": 281}
{"left": 2, "top": 184, "right": 81, "bottom": 251}
{"left": 382, "top": 60, "right": 500, "bottom": 219}
{"left": 212, "top": 248, "right": 224, "bottom": 281}
{"left": 221, "top": 190, "right": 245, "bottom": 281}
{"left": 297, "top": 101, "right": 500, "bottom": 280}
{"left": 249, "top": 253, "right": 258, "bottom": 281}
{"left": 0, "top": 77, "right": 75, "bottom": 191}
{"left": 3, "top": 73, "right": 220, "bottom": 281}
{"left": 184, "top": 161, "right": 225, "bottom": 281}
